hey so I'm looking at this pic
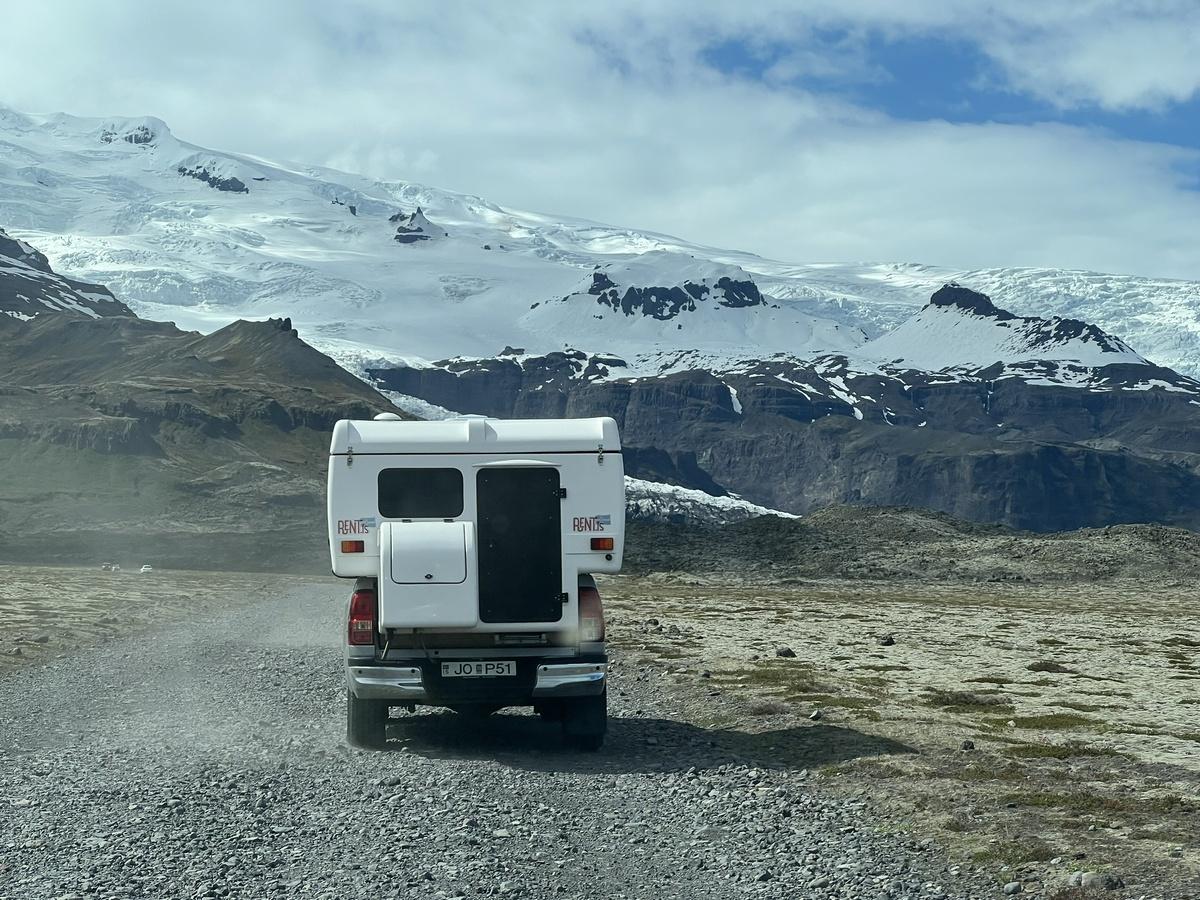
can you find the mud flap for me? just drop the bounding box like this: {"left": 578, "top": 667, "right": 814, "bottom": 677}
{"left": 562, "top": 689, "right": 607, "bottom": 738}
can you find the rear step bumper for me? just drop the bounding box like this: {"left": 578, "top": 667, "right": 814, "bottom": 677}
{"left": 348, "top": 660, "right": 607, "bottom": 703}
{"left": 348, "top": 665, "right": 425, "bottom": 700}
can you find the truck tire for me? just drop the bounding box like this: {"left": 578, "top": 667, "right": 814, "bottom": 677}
{"left": 534, "top": 700, "right": 565, "bottom": 722}
{"left": 450, "top": 704, "right": 501, "bottom": 718}
{"left": 346, "top": 692, "right": 388, "bottom": 749}
{"left": 562, "top": 690, "right": 606, "bottom": 751}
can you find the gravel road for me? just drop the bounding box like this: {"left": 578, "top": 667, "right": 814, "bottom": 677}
{"left": 0, "top": 579, "right": 1000, "bottom": 900}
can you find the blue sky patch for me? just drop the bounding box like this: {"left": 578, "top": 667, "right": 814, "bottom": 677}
{"left": 702, "top": 31, "right": 1199, "bottom": 152}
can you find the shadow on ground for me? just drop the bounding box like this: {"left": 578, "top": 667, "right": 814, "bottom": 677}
{"left": 382, "top": 710, "right": 914, "bottom": 774}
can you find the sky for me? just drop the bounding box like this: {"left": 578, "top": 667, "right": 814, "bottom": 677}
{"left": 2, "top": 0, "right": 1199, "bottom": 278}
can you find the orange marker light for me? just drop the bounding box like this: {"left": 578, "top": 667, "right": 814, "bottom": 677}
{"left": 341, "top": 540, "right": 365, "bottom": 553}
{"left": 590, "top": 537, "right": 614, "bottom": 551}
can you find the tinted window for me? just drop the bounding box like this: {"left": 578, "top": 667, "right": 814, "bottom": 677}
{"left": 378, "top": 468, "right": 463, "bottom": 518}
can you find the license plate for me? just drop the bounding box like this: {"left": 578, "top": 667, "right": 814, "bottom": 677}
{"left": 441, "top": 660, "right": 516, "bottom": 678}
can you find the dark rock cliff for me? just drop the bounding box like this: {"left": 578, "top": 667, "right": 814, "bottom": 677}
{"left": 369, "top": 349, "right": 1200, "bottom": 532}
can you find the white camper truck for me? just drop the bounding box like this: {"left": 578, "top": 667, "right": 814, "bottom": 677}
{"left": 328, "top": 414, "right": 624, "bottom": 750}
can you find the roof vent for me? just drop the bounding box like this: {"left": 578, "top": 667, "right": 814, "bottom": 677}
{"left": 373, "top": 412, "right": 403, "bottom": 421}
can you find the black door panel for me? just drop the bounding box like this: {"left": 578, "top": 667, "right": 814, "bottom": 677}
{"left": 477, "top": 468, "right": 563, "bottom": 623}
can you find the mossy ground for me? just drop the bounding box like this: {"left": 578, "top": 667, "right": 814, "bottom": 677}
{"left": 602, "top": 574, "right": 1200, "bottom": 895}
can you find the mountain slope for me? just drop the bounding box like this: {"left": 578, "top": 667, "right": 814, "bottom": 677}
{"left": 4, "top": 105, "right": 1200, "bottom": 378}
{"left": 0, "top": 226, "right": 132, "bottom": 319}
{"left": 0, "top": 251, "right": 397, "bottom": 569}
{"left": 861, "top": 283, "right": 1147, "bottom": 371}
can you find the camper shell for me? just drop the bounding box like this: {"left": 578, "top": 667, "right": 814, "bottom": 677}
{"left": 327, "top": 415, "right": 624, "bottom": 750}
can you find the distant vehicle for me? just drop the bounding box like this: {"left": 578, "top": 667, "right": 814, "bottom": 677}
{"left": 101, "top": 563, "right": 121, "bottom": 573}
{"left": 328, "top": 414, "right": 625, "bottom": 751}
{"left": 139, "top": 565, "right": 153, "bottom": 573}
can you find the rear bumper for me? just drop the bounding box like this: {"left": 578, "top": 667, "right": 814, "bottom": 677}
{"left": 347, "top": 657, "right": 607, "bottom": 704}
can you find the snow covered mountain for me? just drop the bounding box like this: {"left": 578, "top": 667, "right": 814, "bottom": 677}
{"left": 859, "top": 282, "right": 1147, "bottom": 371}
{"left": 521, "top": 252, "right": 863, "bottom": 360}
{"left": 4, "top": 104, "right": 1200, "bottom": 380}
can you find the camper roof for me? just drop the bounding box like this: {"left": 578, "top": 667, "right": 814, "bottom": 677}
{"left": 330, "top": 416, "right": 621, "bottom": 456}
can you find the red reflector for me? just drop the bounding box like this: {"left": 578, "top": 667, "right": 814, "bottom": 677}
{"left": 578, "top": 586, "right": 605, "bottom": 642}
{"left": 590, "top": 537, "right": 614, "bottom": 551}
{"left": 341, "top": 540, "right": 365, "bottom": 553}
{"left": 348, "top": 588, "right": 376, "bottom": 645}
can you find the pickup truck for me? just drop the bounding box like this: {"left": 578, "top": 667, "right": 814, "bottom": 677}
{"left": 327, "top": 414, "right": 624, "bottom": 750}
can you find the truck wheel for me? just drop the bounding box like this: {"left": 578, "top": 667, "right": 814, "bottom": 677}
{"left": 562, "top": 690, "right": 606, "bottom": 751}
{"left": 535, "top": 700, "right": 565, "bottom": 722}
{"left": 450, "top": 704, "right": 501, "bottom": 718}
{"left": 346, "top": 692, "right": 389, "bottom": 749}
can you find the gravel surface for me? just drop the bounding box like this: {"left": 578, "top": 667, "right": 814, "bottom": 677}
{"left": 0, "top": 579, "right": 1003, "bottom": 900}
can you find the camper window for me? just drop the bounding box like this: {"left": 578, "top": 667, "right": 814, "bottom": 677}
{"left": 378, "top": 468, "right": 464, "bottom": 518}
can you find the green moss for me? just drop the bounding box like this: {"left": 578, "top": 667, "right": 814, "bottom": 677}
{"left": 812, "top": 695, "right": 880, "bottom": 710}
{"left": 952, "top": 763, "right": 1029, "bottom": 782}
{"left": 971, "top": 837, "right": 1057, "bottom": 865}
{"left": 1163, "top": 636, "right": 1200, "bottom": 648}
{"left": 715, "top": 659, "right": 833, "bottom": 698}
{"left": 1007, "top": 712, "right": 1097, "bottom": 730}
{"left": 1002, "top": 790, "right": 1194, "bottom": 815}
{"left": 1006, "top": 742, "right": 1121, "bottom": 759}
{"left": 852, "top": 675, "right": 890, "bottom": 688}
{"left": 745, "top": 699, "right": 791, "bottom": 717}
{"left": 922, "top": 688, "right": 1014, "bottom": 713}
{"left": 1027, "top": 660, "right": 1074, "bottom": 674}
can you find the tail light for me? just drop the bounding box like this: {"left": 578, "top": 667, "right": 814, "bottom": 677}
{"left": 578, "top": 585, "right": 605, "bottom": 642}
{"left": 348, "top": 588, "right": 377, "bottom": 645}
{"left": 341, "top": 540, "right": 365, "bottom": 553}
{"left": 590, "top": 537, "right": 614, "bottom": 551}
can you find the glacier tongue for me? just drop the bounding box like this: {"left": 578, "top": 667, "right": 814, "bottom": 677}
{"left": 625, "top": 477, "right": 798, "bottom": 525}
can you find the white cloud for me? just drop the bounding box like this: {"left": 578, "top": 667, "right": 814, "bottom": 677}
{"left": 965, "top": 1, "right": 1200, "bottom": 111}
{"left": 0, "top": 1, "right": 1198, "bottom": 277}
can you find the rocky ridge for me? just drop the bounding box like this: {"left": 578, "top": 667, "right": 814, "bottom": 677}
{"left": 391, "top": 207, "right": 444, "bottom": 243}
{"left": 0, "top": 227, "right": 133, "bottom": 319}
